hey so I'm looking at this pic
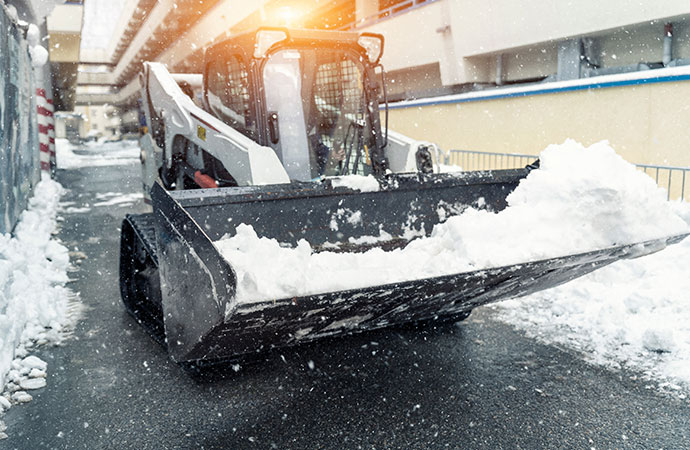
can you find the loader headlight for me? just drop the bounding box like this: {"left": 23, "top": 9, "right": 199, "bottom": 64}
{"left": 254, "top": 29, "right": 288, "bottom": 58}
{"left": 358, "top": 33, "right": 384, "bottom": 64}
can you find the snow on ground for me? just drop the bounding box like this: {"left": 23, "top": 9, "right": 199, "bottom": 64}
{"left": 494, "top": 200, "right": 690, "bottom": 395}
{"left": 58, "top": 191, "right": 142, "bottom": 215}
{"left": 59, "top": 204, "right": 92, "bottom": 214}
{"left": 0, "top": 175, "right": 80, "bottom": 436}
{"left": 93, "top": 193, "right": 143, "bottom": 207}
{"left": 216, "top": 140, "right": 689, "bottom": 306}
{"left": 55, "top": 138, "right": 140, "bottom": 169}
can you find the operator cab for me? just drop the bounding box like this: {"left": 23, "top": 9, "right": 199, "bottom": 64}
{"left": 203, "top": 28, "right": 387, "bottom": 182}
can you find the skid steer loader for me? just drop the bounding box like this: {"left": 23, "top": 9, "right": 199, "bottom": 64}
{"left": 120, "top": 28, "right": 686, "bottom": 364}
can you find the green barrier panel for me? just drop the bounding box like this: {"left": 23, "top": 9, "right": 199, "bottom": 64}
{"left": 0, "top": 6, "right": 41, "bottom": 235}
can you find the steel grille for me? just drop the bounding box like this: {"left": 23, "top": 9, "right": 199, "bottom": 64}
{"left": 314, "top": 59, "right": 370, "bottom": 176}
{"left": 224, "top": 57, "right": 250, "bottom": 125}
{"left": 315, "top": 59, "right": 364, "bottom": 126}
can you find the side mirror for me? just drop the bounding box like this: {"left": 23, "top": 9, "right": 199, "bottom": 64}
{"left": 268, "top": 111, "right": 280, "bottom": 144}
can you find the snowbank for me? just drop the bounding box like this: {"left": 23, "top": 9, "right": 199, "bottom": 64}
{"left": 0, "top": 176, "right": 78, "bottom": 418}
{"left": 55, "top": 138, "right": 140, "bottom": 169}
{"left": 495, "top": 201, "right": 690, "bottom": 393}
{"left": 215, "top": 141, "right": 689, "bottom": 305}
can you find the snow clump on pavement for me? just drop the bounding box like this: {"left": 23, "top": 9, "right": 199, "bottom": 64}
{"left": 93, "top": 192, "right": 143, "bottom": 207}
{"left": 494, "top": 200, "right": 690, "bottom": 394}
{"left": 0, "top": 176, "right": 80, "bottom": 429}
{"left": 216, "top": 140, "right": 689, "bottom": 305}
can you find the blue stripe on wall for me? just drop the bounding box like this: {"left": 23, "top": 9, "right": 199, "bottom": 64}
{"left": 388, "top": 73, "right": 690, "bottom": 110}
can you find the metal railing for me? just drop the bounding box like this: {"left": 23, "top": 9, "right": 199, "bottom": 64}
{"left": 446, "top": 150, "right": 539, "bottom": 172}
{"left": 445, "top": 149, "right": 690, "bottom": 201}
{"left": 636, "top": 163, "right": 689, "bottom": 201}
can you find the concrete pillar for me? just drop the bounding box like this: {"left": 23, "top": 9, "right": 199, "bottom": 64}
{"left": 356, "top": 0, "right": 379, "bottom": 23}
{"left": 557, "top": 39, "right": 582, "bottom": 81}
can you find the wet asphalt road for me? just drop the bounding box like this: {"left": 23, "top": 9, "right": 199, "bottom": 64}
{"left": 4, "top": 150, "right": 690, "bottom": 449}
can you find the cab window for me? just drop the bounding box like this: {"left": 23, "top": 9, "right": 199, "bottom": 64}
{"left": 206, "top": 55, "right": 255, "bottom": 138}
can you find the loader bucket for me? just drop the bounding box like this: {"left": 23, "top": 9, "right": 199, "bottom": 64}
{"left": 123, "top": 172, "right": 686, "bottom": 363}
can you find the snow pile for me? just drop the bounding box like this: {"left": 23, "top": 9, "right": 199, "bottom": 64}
{"left": 4, "top": 5, "right": 19, "bottom": 23}
{"left": 495, "top": 202, "right": 690, "bottom": 393}
{"left": 446, "top": 140, "right": 688, "bottom": 268}
{"left": 330, "top": 175, "right": 380, "bottom": 192}
{"left": 216, "top": 140, "right": 689, "bottom": 305}
{"left": 55, "top": 138, "right": 140, "bottom": 169}
{"left": 0, "top": 176, "right": 79, "bottom": 421}
{"left": 26, "top": 24, "right": 48, "bottom": 68}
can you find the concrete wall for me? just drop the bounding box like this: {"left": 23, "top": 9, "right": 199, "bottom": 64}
{"left": 74, "top": 104, "right": 122, "bottom": 139}
{"left": 387, "top": 70, "right": 690, "bottom": 168}
{"left": 54, "top": 114, "right": 85, "bottom": 141}
{"left": 362, "top": 0, "right": 690, "bottom": 87}
{"left": 445, "top": 0, "right": 690, "bottom": 84}
{"left": 364, "top": 0, "right": 447, "bottom": 72}
{"left": 46, "top": 4, "right": 82, "bottom": 62}
{"left": 46, "top": 3, "right": 82, "bottom": 110}
{"left": 86, "top": 0, "right": 690, "bottom": 106}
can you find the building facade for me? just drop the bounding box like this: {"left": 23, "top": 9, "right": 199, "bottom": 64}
{"left": 75, "top": 0, "right": 690, "bottom": 166}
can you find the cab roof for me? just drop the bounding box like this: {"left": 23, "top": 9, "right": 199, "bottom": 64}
{"left": 204, "top": 27, "right": 384, "bottom": 65}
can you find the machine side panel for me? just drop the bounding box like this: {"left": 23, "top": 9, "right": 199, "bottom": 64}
{"left": 151, "top": 182, "right": 236, "bottom": 361}
{"left": 143, "top": 62, "right": 290, "bottom": 186}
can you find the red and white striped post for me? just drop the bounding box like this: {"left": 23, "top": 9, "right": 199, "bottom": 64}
{"left": 36, "top": 88, "right": 54, "bottom": 173}
{"left": 46, "top": 97, "right": 56, "bottom": 174}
